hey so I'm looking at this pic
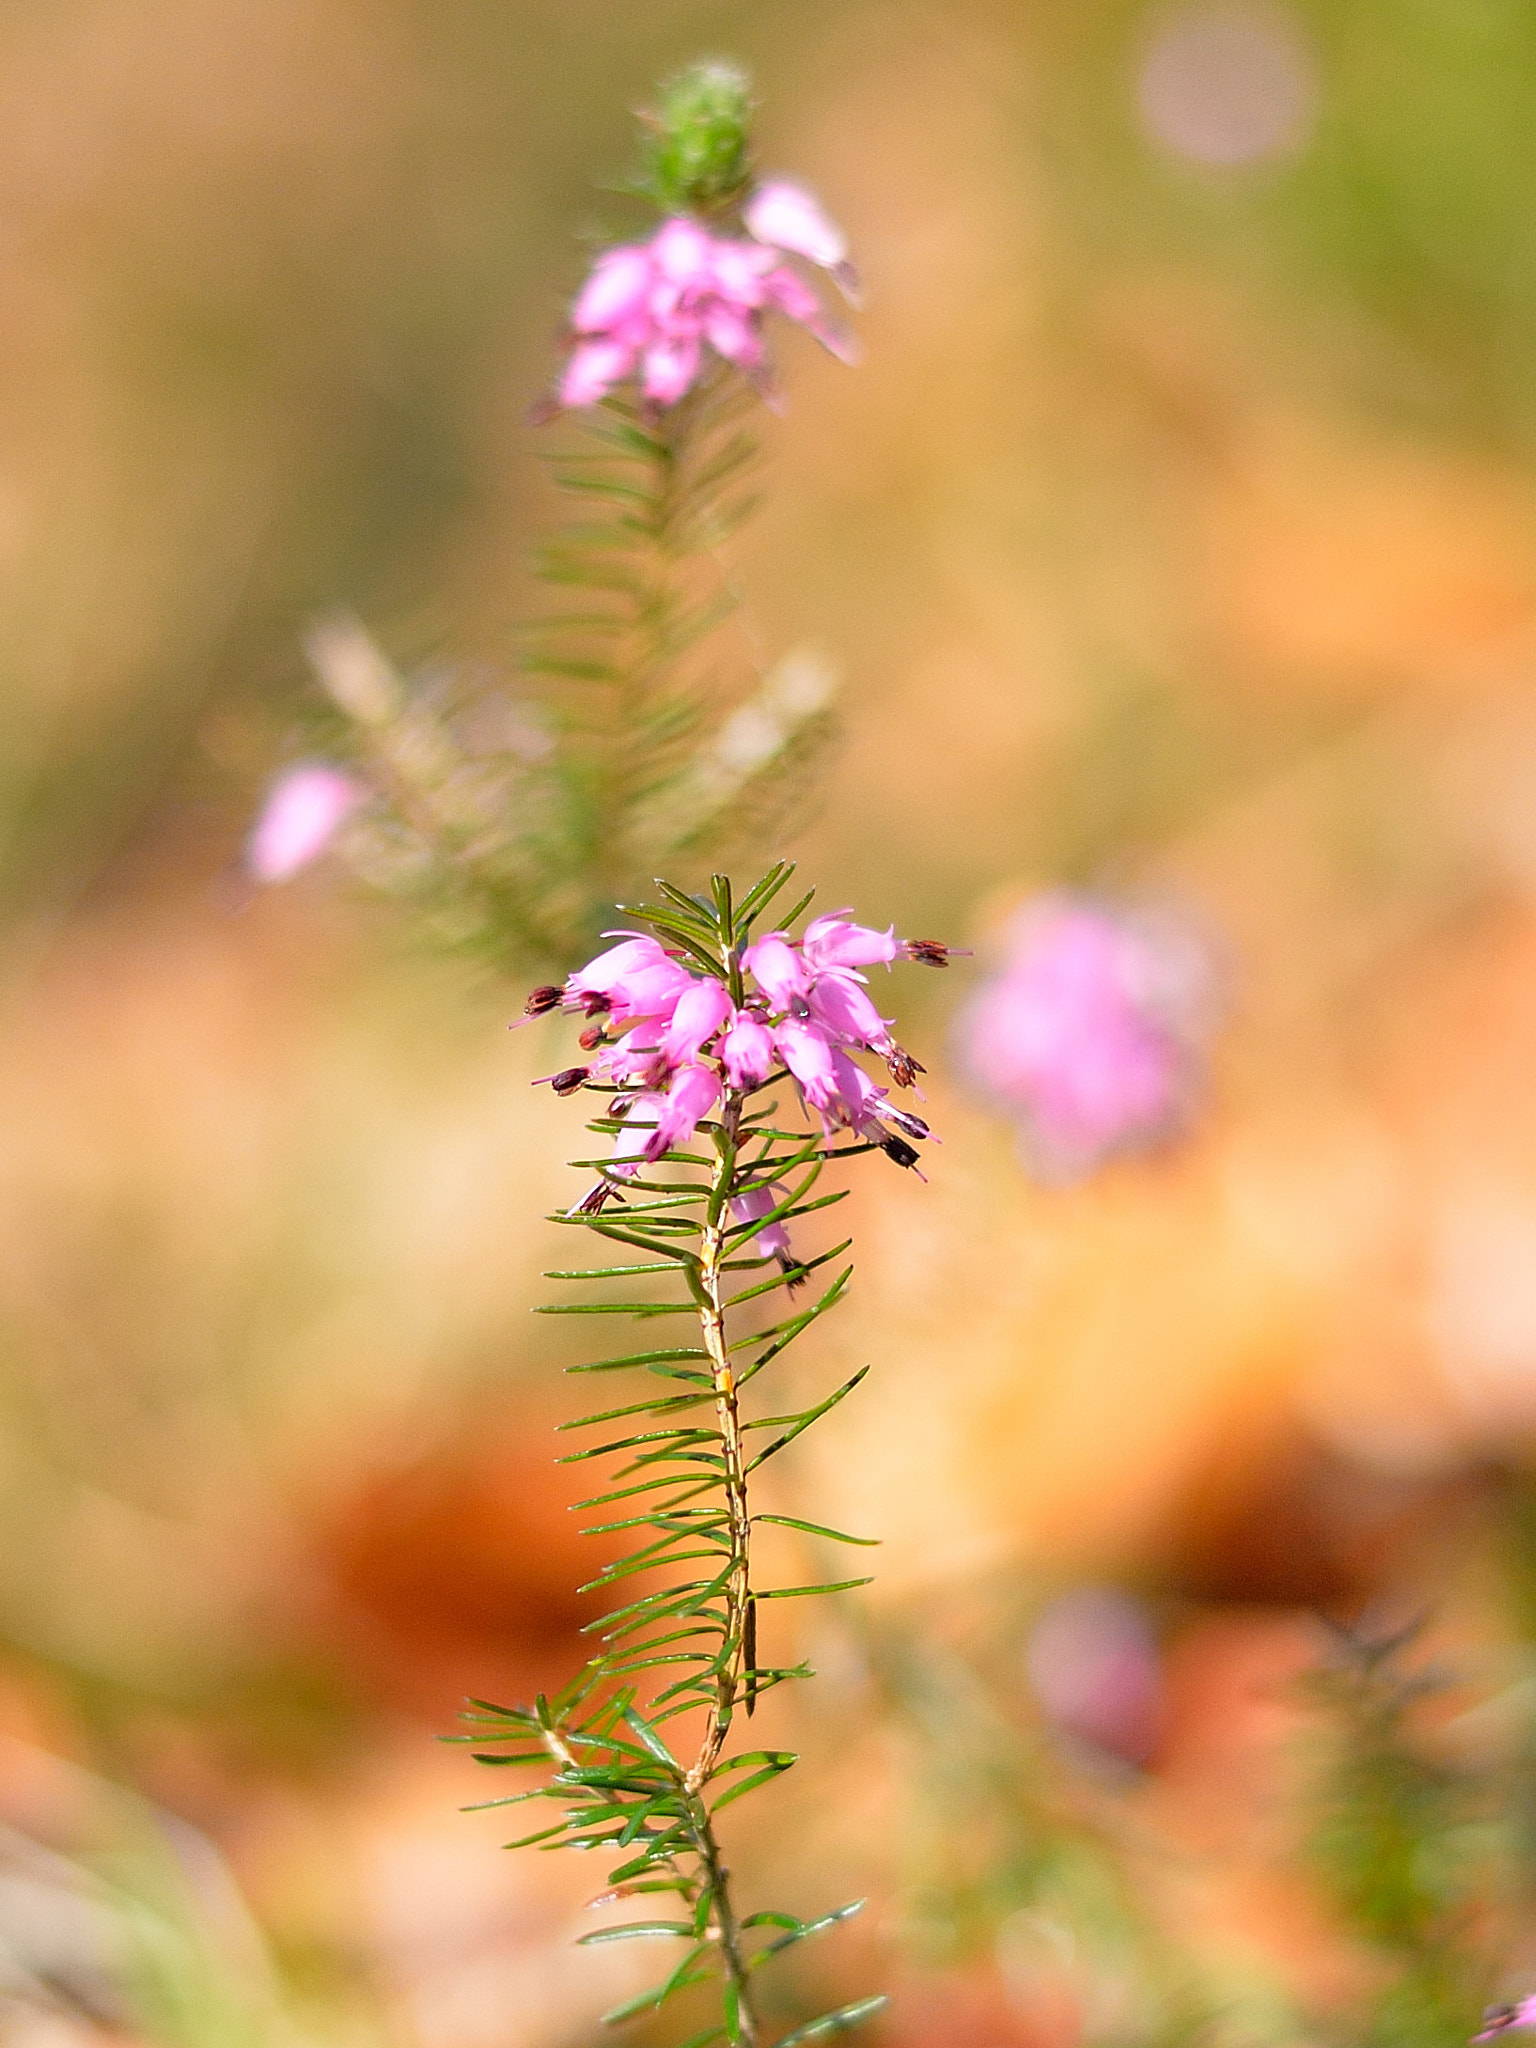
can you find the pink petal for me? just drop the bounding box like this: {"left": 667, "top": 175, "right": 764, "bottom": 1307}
{"left": 729, "top": 1181, "right": 794, "bottom": 1265}
{"left": 807, "top": 969, "right": 893, "bottom": 1053}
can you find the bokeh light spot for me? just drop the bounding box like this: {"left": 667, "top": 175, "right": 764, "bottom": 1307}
{"left": 1136, "top": 2, "right": 1317, "bottom": 166}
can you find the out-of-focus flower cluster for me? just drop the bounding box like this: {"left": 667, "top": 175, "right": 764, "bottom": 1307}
{"left": 558, "top": 184, "right": 857, "bottom": 411}
{"left": 958, "top": 893, "right": 1221, "bottom": 1182}
{"left": 527, "top": 913, "right": 952, "bottom": 1237}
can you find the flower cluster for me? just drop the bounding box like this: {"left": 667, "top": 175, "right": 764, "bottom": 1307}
{"left": 558, "top": 182, "right": 858, "bottom": 411}
{"left": 957, "top": 894, "right": 1218, "bottom": 1183}
{"left": 527, "top": 912, "right": 952, "bottom": 1234}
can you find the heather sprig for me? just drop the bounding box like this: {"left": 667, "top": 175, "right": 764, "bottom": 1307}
{"left": 246, "top": 64, "right": 852, "bottom": 971}
{"left": 462, "top": 863, "right": 951, "bottom": 2048}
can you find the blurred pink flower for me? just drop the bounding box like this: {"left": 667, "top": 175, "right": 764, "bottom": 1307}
{"left": 744, "top": 180, "right": 859, "bottom": 299}
{"left": 1474, "top": 2001, "right": 1536, "bottom": 2044}
{"left": 958, "top": 894, "right": 1218, "bottom": 1181}
{"left": 246, "top": 764, "right": 361, "bottom": 883}
{"left": 1025, "top": 1587, "right": 1162, "bottom": 1768}
{"left": 557, "top": 212, "right": 857, "bottom": 412}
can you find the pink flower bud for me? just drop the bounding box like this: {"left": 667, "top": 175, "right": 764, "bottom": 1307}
{"left": 246, "top": 764, "right": 361, "bottom": 883}
{"left": 643, "top": 334, "right": 703, "bottom": 405}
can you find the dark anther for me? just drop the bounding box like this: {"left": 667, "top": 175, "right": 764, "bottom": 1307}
{"left": 524, "top": 983, "right": 563, "bottom": 1016}
{"left": 887, "top": 1107, "right": 930, "bottom": 1142}
{"left": 886, "top": 1045, "right": 926, "bottom": 1089}
{"left": 880, "top": 1135, "right": 921, "bottom": 1170}
{"left": 905, "top": 940, "right": 951, "bottom": 967}
{"left": 578, "top": 1024, "right": 608, "bottom": 1052}
{"left": 1482, "top": 2013, "right": 1517, "bottom": 2034}
{"left": 550, "top": 1066, "right": 590, "bottom": 1096}
{"left": 578, "top": 990, "right": 611, "bottom": 1018}
{"left": 576, "top": 1183, "right": 615, "bottom": 1214}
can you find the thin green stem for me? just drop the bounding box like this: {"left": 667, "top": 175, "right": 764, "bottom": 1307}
{"left": 686, "top": 1078, "right": 761, "bottom": 2044}
{"left": 691, "top": 1790, "right": 760, "bottom": 2048}
{"left": 688, "top": 1088, "right": 751, "bottom": 1793}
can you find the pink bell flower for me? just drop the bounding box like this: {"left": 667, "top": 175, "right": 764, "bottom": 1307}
{"left": 568, "top": 1097, "right": 662, "bottom": 1213}
{"left": 644, "top": 1060, "right": 722, "bottom": 1162}
{"left": 571, "top": 244, "right": 654, "bottom": 331}
{"left": 742, "top": 933, "right": 809, "bottom": 1010}
{"left": 729, "top": 1181, "right": 801, "bottom": 1282}
{"left": 568, "top": 934, "right": 668, "bottom": 995}
{"left": 567, "top": 935, "right": 692, "bottom": 1026}
{"left": 806, "top": 969, "right": 894, "bottom": 1055}
{"left": 774, "top": 1015, "right": 842, "bottom": 1111}
{"left": 719, "top": 1011, "right": 776, "bottom": 1089}
{"left": 587, "top": 1025, "right": 668, "bottom": 1093}
{"left": 561, "top": 338, "right": 637, "bottom": 409}
{"left": 659, "top": 978, "right": 734, "bottom": 1065}
{"left": 802, "top": 913, "right": 899, "bottom": 974}
{"left": 246, "top": 763, "right": 361, "bottom": 883}
{"left": 820, "top": 1049, "right": 930, "bottom": 1176}
{"left": 744, "top": 180, "right": 858, "bottom": 300}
